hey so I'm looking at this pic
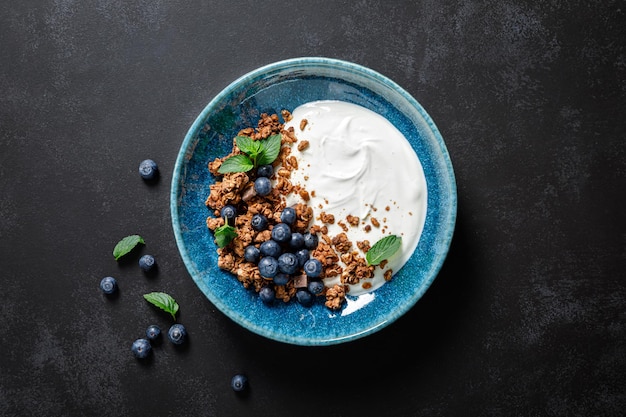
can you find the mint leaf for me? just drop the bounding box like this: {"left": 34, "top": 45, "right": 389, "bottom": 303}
{"left": 113, "top": 235, "right": 145, "bottom": 260}
{"left": 218, "top": 154, "right": 254, "bottom": 174}
{"left": 366, "top": 235, "right": 402, "bottom": 266}
{"left": 214, "top": 223, "right": 237, "bottom": 248}
{"left": 256, "top": 134, "right": 282, "bottom": 166}
{"left": 143, "top": 291, "right": 179, "bottom": 320}
{"left": 235, "top": 135, "right": 262, "bottom": 156}
{"left": 218, "top": 133, "right": 282, "bottom": 173}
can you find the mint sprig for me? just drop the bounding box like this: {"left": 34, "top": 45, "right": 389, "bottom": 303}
{"left": 113, "top": 235, "right": 145, "bottom": 260}
{"left": 143, "top": 291, "right": 179, "bottom": 320}
{"left": 218, "top": 134, "right": 282, "bottom": 174}
{"left": 366, "top": 235, "right": 402, "bottom": 266}
{"left": 214, "top": 223, "right": 237, "bottom": 248}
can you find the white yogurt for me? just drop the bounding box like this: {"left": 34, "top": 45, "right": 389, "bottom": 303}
{"left": 283, "top": 100, "right": 427, "bottom": 295}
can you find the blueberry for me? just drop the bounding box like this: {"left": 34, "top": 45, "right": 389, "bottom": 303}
{"left": 131, "top": 338, "right": 152, "bottom": 359}
{"left": 258, "top": 256, "right": 279, "bottom": 278}
{"left": 303, "top": 232, "right": 319, "bottom": 250}
{"left": 257, "top": 164, "right": 273, "bottom": 178}
{"left": 220, "top": 205, "right": 237, "bottom": 226}
{"left": 273, "top": 273, "right": 290, "bottom": 286}
{"left": 259, "top": 286, "right": 275, "bottom": 304}
{"left": 289, "top": 232, "right": 305, "bottom": 250}
{"left": 303, "top": 258, "right": 322, "bottom": 278}
{"left": 296, "top": 289, "right": 314, "bottom": 307}
{"left": 278, "top": 252, "right": 299, "bottom": 275}
{"left": 251, "top": 213, "right": 269, "bottom": 231}
{"left": 139, "top": 159, "right": 158, "bottom": 180}
{"left": 231, "top": 374, "right": 248, "bottom": 392}
{"left": 254, "top": 177, "right": 272, "bottom": 196}
{"left": 280, "top": 207, "right": 297, "bottom": 225}
{"left": 271, "top": 223, "right": 292, "bottom": 244}
{"left": 308, "top": 280, "right": 325, "bottom": 295}
{"left": 100, "top": 276, "right": 117, "bottom": 295}
{"left": 145, "top": 324, "right": 161, "bottom": 341}
{"left": 295, "top": 248, "right": 310, "bottom": 267}
{"left": 244, "top": 245, "right": 261, "bottom": 263}
{"left": 167, "top": 323, "right": 187, "bottom": 345}
{"left": 138, "top": 254, "right": 155, "bottom": 272}
{"left": 259, "top": 240, "right": 281, "bottom": 258}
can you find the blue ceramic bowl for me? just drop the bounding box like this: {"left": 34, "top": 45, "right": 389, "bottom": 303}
{"left": 171, "top": 57, "right": 456, "bottom": 346}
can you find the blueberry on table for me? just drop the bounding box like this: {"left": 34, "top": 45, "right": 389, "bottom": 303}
{"left": 231, "top": 374, "right": 248, "bottom": 392}
{"left": 259, "top": 240, "right": 281, "bottom": 258}
{"left": 257, "top": 164, "right": 273, "bottom": 178}
{"left": 167, "top": 323, "right": 187, "bottom": 345}
{"left": 138, "top": 254, "right": 155, "bottom": 272}
{"left": 296, "top": 289, "right": 314, "bottom": 307}
{"left": 131, "top": 338, "right": 152, "bottom": 359}
{"left": 251, "top": 213, "right": 269, "bottom": 231}
{"left": 308, "top": 280, "right": 325, "bottom": 295}
{"left": 303, "top": 232, "right": 318, "bottom": 250}
{"left": 259, "top": 286, "right": 275, "bottom": 304}
{"left": 138, "top": 159, "right": 158, "bottom": 180}
{"left": 145, "top": 325, "right": 161, "bottom": 341}
{"left": 303, "top": 258, "right": 322, "bottom": 278}
{"left": 220, "top": 205, "right": 237, "bottom": 226}
{"left": 254, "top": 176, "right": 272, "bottom": 196}
{"left": 258, "top": 256, "right": 279, "bottom": 278}
{"left": 99, "top": 276, "right": 118, "bottom": 295}
{"left": 244, "top": 245, "right": 261, "bottom": 263}
{"left": 271, "top": 223, "right": 292, "bottom": 244}
{"left": 280, "top": 207, "right": 297, "bottom": 225}
{"left": 278, "top": 252, "right": 299, "bottom": 275}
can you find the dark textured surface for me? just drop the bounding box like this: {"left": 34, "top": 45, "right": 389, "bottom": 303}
{"left": 1, "top": 1, "right": 624, "bottom": 416}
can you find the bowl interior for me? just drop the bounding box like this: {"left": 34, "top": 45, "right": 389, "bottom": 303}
{"left": 171, "top": 57, "right": 456, "bottom": 345}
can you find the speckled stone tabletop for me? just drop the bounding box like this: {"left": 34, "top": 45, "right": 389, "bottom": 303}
{"left": 1, "top": 1, "right": 624, "bottom": 416}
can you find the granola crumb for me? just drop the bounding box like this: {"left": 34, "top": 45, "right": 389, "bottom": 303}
{"left": 318, "top": 211, "right": 335, "bottom": 224}
{"left": 331, "top": 232, "right": 352, "bottom": 253}
{"left": 346, "top": 215, "right": 360, "bottom": 227}
{"left": 384, "top": 269, "right": 393, "bottom": 281}
{"left": 298, "top": 189, "right": 310, "bottom": 201}
{"left": 297, "top": 140, "right": 310, "bottom": 151}
{"left": 299, "top": 118, "right": 308, "bottom": 130}
{"left": 325, "top": 284, "right": 346, "bottom": 310}
{"left": 281, "top": 109, "right": 293, "bottom": 122}
{"left": 357, "top": 240, "right": 371, "bottom": 252}
{"left": 340, "top": 251, "right": 374, "bottom": 285}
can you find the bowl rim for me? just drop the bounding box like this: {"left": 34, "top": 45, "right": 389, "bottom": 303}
{"left": 170, "top": 56, "right": 457, "bottom": 345}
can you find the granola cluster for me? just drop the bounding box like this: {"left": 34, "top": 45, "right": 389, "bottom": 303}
{"left": 205, "top": 111, "right": 388, "bottom": 311}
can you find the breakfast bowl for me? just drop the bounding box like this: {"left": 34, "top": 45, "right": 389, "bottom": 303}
{"left": 171, "top": 57, "right": 456, "bottom": 346}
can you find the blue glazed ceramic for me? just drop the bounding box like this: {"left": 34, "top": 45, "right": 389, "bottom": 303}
{"left": 171, "top": 57, "right": 456, "bottom": 346}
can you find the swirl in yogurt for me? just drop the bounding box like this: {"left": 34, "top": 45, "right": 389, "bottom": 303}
{"left": 284, "top": 100, "right": 427, "bottom": 296}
